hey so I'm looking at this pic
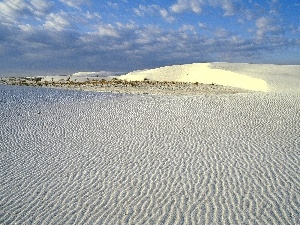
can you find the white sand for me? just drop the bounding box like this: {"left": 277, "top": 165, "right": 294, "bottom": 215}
{"left": 209, "top": 63, "right": 300, "bottom": 93}
{"left": 118, "top": 63, "right": 269, "bottom": 92}
{"left": 0, "top": 63, "right": 299, "bottom": 224}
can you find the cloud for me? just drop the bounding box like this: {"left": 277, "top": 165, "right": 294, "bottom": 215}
{"left": 107, "top": 2, "right": 118, "bottom": 9}
{"left": 221, "top": 0, "right": 236, "bottom": 16}
{"left": 0, "top": 16, "right": 284, "bottom": 72}
{"left": 18, "top": 24, "right": 35, "bottom": 32}
{"left": 0, "top": 0, "right": 26, "bottom": 23}
{"left": 0, "top": 14, "right": 297, "bottom": 75}
{"left": 171, "top": 0, "right": 202, "bottom": 13}
{"left": 0, "top": 0, "right": 299, "bottom": 76}
{"left": 159, "top": 8, "right": 175, "bottom": 23}
{"left": 43, "top": 12, "right": 72, "bottom": 31}
{"left": 289, "top": 25, "right": 300, "bottom": 34}
{"left": 255, "top": 16, "right": 283, "bottom": 40}
{"left": 134, "top": 5, "right": 175, "bottom": 22}
{"left": 179, "top": 24, "right": 195, "bottom": 32}
{"left": 84, "top": 11, "right": 101, "bottom": 20}
{"left": 198, "top": 22, "right": 207, "bottom": 29}
{"left": 29, "top": 0, "right": 52, "bottom": 15}
{"left": 0, "top": 0, "right": 52, "bottom": 24}
{"left": 133, "top": 5, "right": 147, "bottom": 17}
{"left": 59, "top": 0, "right": 90, "bottom": 9}
{"left": 170, "top": 0, "right": 238, "bottom": 16}
{"left": 96, "top": 24, "right": 119, "bottom": 37}
{"left": 215, "top": 28, "right": 230, "bottom": 38}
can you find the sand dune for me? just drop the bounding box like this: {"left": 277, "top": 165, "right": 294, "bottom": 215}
{"left": 0, "top": 63, "right": 299, "bottom": 224}
{"left": 119, "top": 63, "right": 269, "bottom": 92}
{"left": 118, "top": 62, "right": 300, "bottom": 93}
{"left": 209, "top": 63, "right": 300, "bottom": 93}
{"left": 2, "top": 62, "right": 299, "bottom": 95}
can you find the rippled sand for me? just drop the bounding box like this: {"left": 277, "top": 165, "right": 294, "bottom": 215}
{"left": 1, "top": 85, "right": 299, "bottom": 224}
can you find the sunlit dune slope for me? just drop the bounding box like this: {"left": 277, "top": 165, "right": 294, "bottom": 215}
{"left": 119, "top": 63, "right": 269, "bottom": 92}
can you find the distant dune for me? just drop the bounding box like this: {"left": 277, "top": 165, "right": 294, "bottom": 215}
{"left": 1, "top": 62, "right": 299, "bottom": 95}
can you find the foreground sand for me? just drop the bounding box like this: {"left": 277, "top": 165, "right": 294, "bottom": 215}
{"left": 1, "top": 63, "right": 299, "bottom": 224}
{"left": 1, "top": 86, "right": 299, "bottom": 224}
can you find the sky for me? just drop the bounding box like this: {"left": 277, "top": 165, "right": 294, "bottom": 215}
{"left": 0, "top": 0, "right": 299, "bottom": 76}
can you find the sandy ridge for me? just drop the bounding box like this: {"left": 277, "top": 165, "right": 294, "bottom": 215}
{"left": 1, "top": 62, "right": 299, "bottom": 94}
{"left": 0, "top": 62, "right": 275, "bottom": 95}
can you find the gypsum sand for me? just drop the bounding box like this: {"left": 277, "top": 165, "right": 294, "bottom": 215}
{"left": 0, "top": 85, "right": 299, "bottom": 224}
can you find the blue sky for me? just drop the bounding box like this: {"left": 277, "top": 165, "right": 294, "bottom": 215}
{"left": 0, "top": 0, "right": 299, "bottom": 76}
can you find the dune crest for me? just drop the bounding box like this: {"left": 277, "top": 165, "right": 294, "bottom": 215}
{"left": 119, "top": 63, "right": 269, "bottom": 92}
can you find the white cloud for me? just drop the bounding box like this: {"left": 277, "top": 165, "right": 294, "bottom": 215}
{"left": 43, "top": 12, "right": 71, "bottom": 31}
{"left": 0, "top": 0, "right": 26, "bottom": 23}
{"left": 134, "top": 25, "right": 162, "bottom": 45}
{"left": 179, "top": 24, "right": 195, "bottom": 32}
{"left": 97, "top": 24, "right": 119, "bottom": 37}
{"left": 289, "top": 25, "right": 300, "bottom": 34}
{"left": 230, "top": 35, "right": 244, "bottom": 44}
{"left": 60, "top": 0, "right": 90, "bottom": 9}
{"left": 171, "top": 0, "right": 238, "bottom": 16}
{"left": 18, "top": 24, "right": 35, "bottom": 32}
{"left": 171, "top": 0, "right": 202, "bottom": 13}
{"left": 116, "top": 22, "right": 136, "bottom": 30}
{"left": 221, "top": 0, "right": 236, "bottom": 16}
{"left": 0, "top": 0, "right": 52, "bottom": 24}
{"left": 134, "top": 5, "right": 174, "bottom": 23}
{"left": 84, "top": 11, "right": 101, "bottom": 20}
{"left": 108, "top": 2, "right": 118, "bottom": 9}
{"left": 29, "top": 0, "right": 52, "bottom": 16}
{"left": 215, "top": 28, "right": 230, "bottom": 38}
{"left": 178, "top": 24, "right": 197, "bottom": 39}
{"left": 133, "top": 7, "right": 144, "bottom": 17}
{"left": 159, "top": 8, "right": 175, "bottom": 23}
{"left": 255, "top": 16, "right": 283, "bottom": 40}
{"left": 198, "top": 22, "right": 207, "bottom": 29}
{"left": 256, "top": 17, "right": 270, "bottom": 39}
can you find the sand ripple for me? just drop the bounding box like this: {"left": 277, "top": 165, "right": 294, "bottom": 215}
{"left": 0, "top": 85, "right": 299, "bottom": 224}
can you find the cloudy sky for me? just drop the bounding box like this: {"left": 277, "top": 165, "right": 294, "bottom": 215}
{"left": 0, "top": 0, "right": 299, "bottom": 76}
